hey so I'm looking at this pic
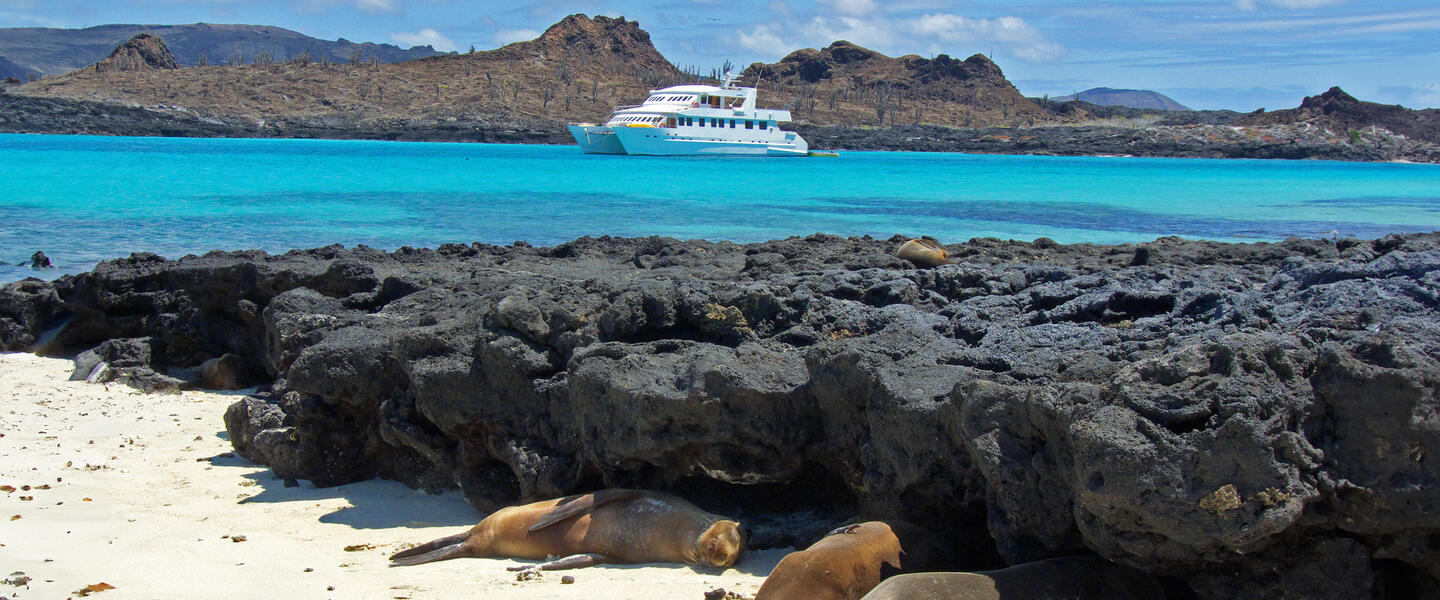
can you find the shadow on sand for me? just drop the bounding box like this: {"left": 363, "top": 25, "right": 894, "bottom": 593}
{"left": 206, "top": 449, "right": 481, "bottom": 530}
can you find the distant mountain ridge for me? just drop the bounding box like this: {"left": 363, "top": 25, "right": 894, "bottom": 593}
{"left": 0, "top": 55, "right": 39, "bottom": 81}
{"left": 1054, "top": 87, "right": 1189, "bottom": 111}
{"left": 0, "top": 23, "right": 445, "bottom": 76}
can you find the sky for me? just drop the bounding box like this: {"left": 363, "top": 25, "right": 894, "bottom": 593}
{"left": 2, "top": 0, "right": 1438, "bottom": 111}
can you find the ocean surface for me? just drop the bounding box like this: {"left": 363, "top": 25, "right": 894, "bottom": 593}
{"left": 3, "top": 133, "right": 1439, "bottom": 282}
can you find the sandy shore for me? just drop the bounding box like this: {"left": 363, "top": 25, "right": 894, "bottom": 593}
{"left": 0, "top": 353, "right": 781, "bottom": 599}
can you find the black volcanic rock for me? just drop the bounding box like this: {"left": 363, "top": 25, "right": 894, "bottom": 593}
{"left": 3, "top": 233, "right": 1440, "bottom": 599}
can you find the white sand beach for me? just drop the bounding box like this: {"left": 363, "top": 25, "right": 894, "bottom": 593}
{"left": 0, "top": 352, "right": 782, "bottom": 599}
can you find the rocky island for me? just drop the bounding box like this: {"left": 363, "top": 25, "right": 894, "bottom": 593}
{"left": 2, "top": 232, "right": 1437, "bottom": 599}
{"left": 4, "top": 14, "right": 1438, "bottom": 162}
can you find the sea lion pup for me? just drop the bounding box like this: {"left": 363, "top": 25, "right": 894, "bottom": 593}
{"left": 896, "top": 238, "right": 953, "bottom": 268}
{"left": 388, "top": 489, "right": 745, "bottom": 571}
{"left": 755, "top": 520, "right": 956, "bottom": 600}
{"left": 858, "top": 556, "right": 1165, "bottom": 600}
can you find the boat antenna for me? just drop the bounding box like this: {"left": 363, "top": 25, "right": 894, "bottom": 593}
{"left": 721, "top": 69, "right": 738, "bottom": 88}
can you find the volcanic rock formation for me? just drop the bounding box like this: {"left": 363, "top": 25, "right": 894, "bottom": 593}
{"left": 1240, "top": 86, "right": 1440, "bottom": 145}
{"left": 93, "top": 33, "right": 177, "bottom": 72}
{"left": 744, "top": 41, "right": 1048, "bottom": 127}
{"left": 2, "top": 233, "right": 1439, "bottom": 600}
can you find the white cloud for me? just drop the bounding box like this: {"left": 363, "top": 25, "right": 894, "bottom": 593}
{"left": 492, "top": 28, "right": 540, "bottom": 45}
{"left": 817, "top": 0, "right": 879, "bottom": 17}
{"left": 353, "top": 0, "right": 393, "bottom": 12}
{"left": 1414, "top": 82, "right": 1440, "bottom": 107}
{"left": 391, "top": 28, "right": 458, "bottom": 52}
{"left": 800, "top": 15, "right": 898, "bottom": 47}
{"left": 300, "top": 0, "right": 395, "bottom": 14}
{"left": 0, "top": 8, "right": 66, "bottom": 27}
{"left": 1238, "top": 0, "right": 1345, "bottom": 10}
{"left": 767, "top": 0, "right": 798, "bottom": 19}
{"left": 911, "top": 13, "right": 1064, "bottom": 61}
{"left": 738, "top": 25, "right": 792, "bottom": 57}
{"left": 731, "top": 8, "right": 1063, "bottom": 64}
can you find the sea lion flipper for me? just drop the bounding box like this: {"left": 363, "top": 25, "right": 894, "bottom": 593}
{"left": 528, "top": 489, "right": 646, "bottom": 531}
{"left": 535, "top": 553, "right": 606, "bottom": 571}
{"left": 389, "top": 532, "right": 469, "bottom": 562}
{"left": 388, "top": 542, "right": 470, "bottom": 567}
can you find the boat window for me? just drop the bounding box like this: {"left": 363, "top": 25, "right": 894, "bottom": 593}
{"left": 729, "top": 120, "right": 736, "bottom": 128}
{"left": 745, "top": 120, "right": 753, "bottom": 129}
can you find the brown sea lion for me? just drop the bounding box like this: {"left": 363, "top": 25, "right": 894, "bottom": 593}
{"left": 896, "top": 238, "right": 952, "bottom": 268}
{"left": 388, "top": 489, "right": 745, "bottom": 571}
{"left": 858, "top": 556, "right": 1165, "bottom": 600}
{"left": 755, "top": 521, "right": 956, "bottom": 600}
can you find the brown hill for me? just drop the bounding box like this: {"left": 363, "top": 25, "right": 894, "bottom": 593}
{"left": 741, "top": 41, "right": 1050, "bottom": 127}
{"left": 20, "top": 14, "right": 681, "bottom": 123}
{"left": 17, "top": 14, "right": 1056, "bottom": 129}
{"left": 1239, "top": 86, "right": 1440, "bottom": 144}
{"left": 94, "top": 33, "right": 177, "bottom": 72}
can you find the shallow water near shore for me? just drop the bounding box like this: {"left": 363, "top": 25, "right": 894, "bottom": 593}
{"left": 3, "top": 132, "right": 1439, "bottom": 281}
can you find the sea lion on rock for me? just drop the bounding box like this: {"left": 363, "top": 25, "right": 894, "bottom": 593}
{"left": 858, "top": 556, "right": 1165, "bottom": 600}
{"left": 389, "top": 489, "right": 745, "bottom": 571}
{"left": 896, "top": 238, "right": 952, "bottom": 268}
{"left": 755, "top": 521, "right": 956, "bottom": 600}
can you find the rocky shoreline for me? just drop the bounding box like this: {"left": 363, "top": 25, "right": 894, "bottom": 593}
{"left": 4, "top": 93, "right": 1438, "bottom": 162}
{"left": 0, "top": 94, "right": 569, "bottom": 144}
{"left": 2, "top": 232, "right": 1437, "bottom": 599}
{"left": 794, "top": 122, "right": 1440, "bottom": 162}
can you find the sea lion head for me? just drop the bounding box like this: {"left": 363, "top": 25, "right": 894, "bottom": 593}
{"left": 695, "top": 520, "right": 745, "bottom": 568}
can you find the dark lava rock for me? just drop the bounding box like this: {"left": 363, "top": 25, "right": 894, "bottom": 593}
{"left": 3, "top": 232, "right": 1440, "bottom": 600}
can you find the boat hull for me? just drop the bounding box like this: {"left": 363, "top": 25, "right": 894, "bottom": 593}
{"left": 567, "top": 124, "right": 625, "bottom": 154}
{"left": 609, "top": 126, "right": 809, "bottom": 157}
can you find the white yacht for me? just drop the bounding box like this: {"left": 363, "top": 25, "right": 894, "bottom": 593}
{"left": 568, "top": 74, "right": 809, "bottom": 157}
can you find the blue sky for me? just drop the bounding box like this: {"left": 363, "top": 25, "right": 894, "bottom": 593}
{"left": 2, "top": 0, "right": 1437, "bottom": 110}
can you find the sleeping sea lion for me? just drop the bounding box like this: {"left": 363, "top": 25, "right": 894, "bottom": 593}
{"left": 755, "top": 521, "right": 956, "bottom": 600}
{"left": 896, "top": 238, "right": 952, "bottom": 268}
{"left": 389, "top": 489, "right": 745, "bottom": 571}
{"left": 858, "top": 556, "right": 1165, "bottom": 600}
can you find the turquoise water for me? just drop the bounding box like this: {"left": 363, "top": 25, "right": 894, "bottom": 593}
{"left": 3, "top": 133, "right": 1439, "bottom": 282}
